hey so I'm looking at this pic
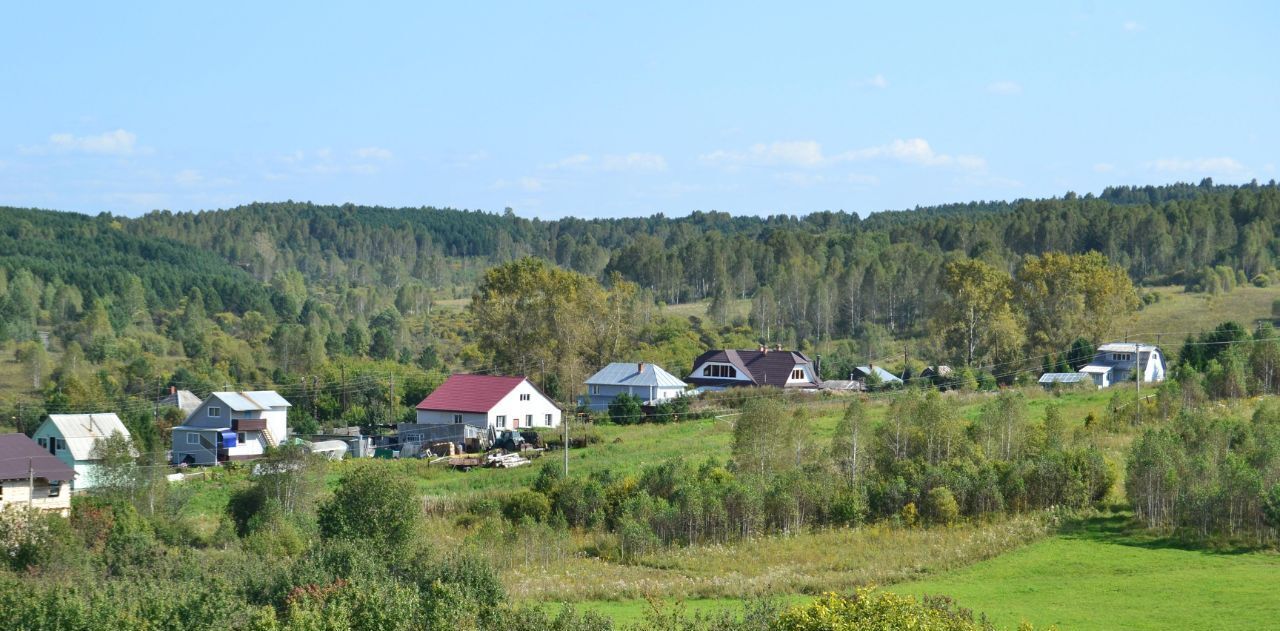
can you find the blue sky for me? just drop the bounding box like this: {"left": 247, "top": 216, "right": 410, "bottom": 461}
{"left": 1, "top": 2, "right": 1276, "bottom": 218}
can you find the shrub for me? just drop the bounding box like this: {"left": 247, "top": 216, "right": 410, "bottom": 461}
{"left": 777, "top": 589, "right": 1012, "bottom": 631}
{"left": 318, "top": 465, "right": 420, "bottom": 548}
{"left": 502, "top": 491, "right": 551, "bottom": 523}
{"left": 925, "top": 487, "right": 960, "bottom": 526}
{"left": 608, "top": 393, "right": 644, "bottom": 425}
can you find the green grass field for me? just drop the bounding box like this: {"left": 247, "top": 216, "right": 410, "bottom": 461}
{"left": 895, "top": 513, "right": 1280, "bottom": 630}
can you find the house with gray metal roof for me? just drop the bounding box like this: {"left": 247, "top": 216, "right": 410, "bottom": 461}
{"left": 171, "top": 391, "right": 290, "bottom": 466}
{"left": 157, "top": 388, "right": 202, "bottom": 418}
{"left": 32, "top": 413, "right": 132, "bottom": 490}
{"left": 851, "top": 365, "right": 903, "bottom": 387}
{"left": 1080, "top": 343, "right": 1166, "bottom": 388}
{"left": 583, "top": 362, "right": 688, "bottom": 410}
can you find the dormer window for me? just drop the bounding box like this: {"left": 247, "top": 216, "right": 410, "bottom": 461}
{"left": 791, "top": 368, "right": 806, "bottom": 380}
{"left": 208, "top": 406, "right": 222, "bottom": 418}
{"left": 702, "top": 364, "right": 737, "bottom": 378}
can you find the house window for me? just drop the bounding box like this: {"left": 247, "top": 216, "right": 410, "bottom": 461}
{"left": 526, "top": 415, "right": 533, "bottom": 426}
{"left": 496, "top": 415, "right": 506, "bottom": 428}
{"left": 208, "top": 406, "right": 222, "bottom": 418}
{"left": 452, "top": 414, "right": 463, "bottom": 424}
{"left": 791, "top": 368, "right": 805, "bottom": 380}
{"left": 48, "top": 482, "right": 60, "bottom": 498}
{"left": 544, "top": 414, "right": 552, "bottom": 425}
{"left": 519, "top": 393, "right": 531, "bottom": 401}
{"left": 186, "top": 433, "right": 200, "bottom": 445}
{"left": 702, "top": 364, "right": 737, "bottom": 378}
{"left": 237, "top": 432, "right": 247, "bottom": 445}
{"left": 37, "top": 437, "right": 46, "bottom": 448}
{"left": 56, "top": 439, "right": 65, "bottom": 451}
{"left": 590, "top": 385, "right": 600, "bottom": 395}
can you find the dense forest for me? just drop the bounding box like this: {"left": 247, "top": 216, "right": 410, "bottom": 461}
{"left": 0, "top": 180, "right": 1277, "bottom": 433}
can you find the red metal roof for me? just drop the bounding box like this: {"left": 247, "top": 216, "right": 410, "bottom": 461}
{"left": 415, "top": 374, "right": 528, "bottom": 413}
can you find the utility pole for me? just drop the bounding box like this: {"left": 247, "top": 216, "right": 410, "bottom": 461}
{"left": 27, "top": 458, "right": 34, "bottom": 509}
{"left": 562, "top": 410, "right": 570, "bottom": 476}
{"left": 388, "top": 372, "right": 396, "bottom": 427}
{"left": 341, "top": 366, "right": 348, "bottom": 415}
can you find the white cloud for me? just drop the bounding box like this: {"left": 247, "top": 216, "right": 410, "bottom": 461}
{"left": 174, "top": 169, "right": 203, "bottom": 185}
{"left": 703, "top": 138, "right": 985, "bottom": 172}
{"left": 1123, "top": 20, "right": 1144, "bottom": 32}
{"left": 1151, "top": 157, "right": 1247, "bottom": 176}
{"left": 839, "top": 138, "right": 987, "bottom": 170}
{"left": 987, "top": 80, "right": 1022, "bottom": 95}
{"left": 355, "top": 146, "right": 393, "bottom": 160}
{"left": 854, "top": 74, "right": 888, "bottom": 89}
{"left": 544, "top": 152, "right": 666, "bottom": 172}
{"left": 38, "top": 129, "right": 138, "bottom": 155}
{"left": 1093, "top": 163, "right": 1116, "bottom": 173}
{"left": 701, "top": 141, "right": 826, "bottom": 168}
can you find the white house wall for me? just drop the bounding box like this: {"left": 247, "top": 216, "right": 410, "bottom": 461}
{"left": 488, "top": 380, "right": 561, "bottom": 429}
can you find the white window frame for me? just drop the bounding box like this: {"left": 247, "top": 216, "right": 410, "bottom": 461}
{"left": 544, "top": 413, "right": 552, "bottom": 425}
{"left": 590, "top": 385, "right": 600, "bottom": 395}
{"left": 48, "top": 481, "right": 61, "bottom": 498}
{"left": 525, "top": 414, "right": 533, "bottom": 426}
{"left": 496, "top": 415, "right": 506, "bottom": 428}
{"left": 452, "top": 413, "right": 464, "bottom": 424}
{"left": 208, "top": 406, "right": 222, "bottom": 418}
{"left": 791, "top": 368, "right": 805, "bottom": 380}
{"left": 519, "top": 393, "right": 530, "bottom": 401}
{"left": 186, "top": 433, "right": 200, "bottom": 445}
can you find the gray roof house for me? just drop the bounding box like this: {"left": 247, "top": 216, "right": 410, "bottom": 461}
{"left": 584, "top": 362, "right": 688, "bottom": 410}
{"left": 171, "top": 391, "right": 291, "bottom": 466}
{"left": 1080, "top": 343, "right": 1167, "bottom": 388}
{"left": 158, "top": 388, "right": 202, "bottom": 418}
{"left": 32, "top": 413, "right": 133, "bottom": 490}
{"left": 852, "top": 365, "right": 903, "bottom": 386}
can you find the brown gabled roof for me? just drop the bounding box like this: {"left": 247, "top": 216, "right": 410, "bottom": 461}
{"left": 688, "top": 349, "right": 817, "bottom": 387}
{"left": 0, "top": 434, "right": 76, "bottom": 483}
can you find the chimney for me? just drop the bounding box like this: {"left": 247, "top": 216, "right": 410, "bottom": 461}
{"left": 170, "top": 386, "right": 176, "bottom": 395}
{"left": 637, "top": 362, "right": 645, "bottom": 373}
{"left": 774, "top": 343, "right": 782, "bottom": 352}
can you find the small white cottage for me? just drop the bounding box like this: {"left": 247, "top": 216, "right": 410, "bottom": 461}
{"left": 32, "top": 413, "right": 132, "bottom": 490}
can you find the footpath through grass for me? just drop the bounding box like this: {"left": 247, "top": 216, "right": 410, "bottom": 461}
{"left": 895, "top": 512, "right": 1280, "bottom": 631}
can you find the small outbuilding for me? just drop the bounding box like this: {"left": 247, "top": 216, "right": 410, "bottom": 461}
{"left": 583, "top": 362, "right": 688, "bottom": 411}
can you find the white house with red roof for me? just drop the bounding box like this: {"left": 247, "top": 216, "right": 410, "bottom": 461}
{"left": 415, "top": 374, "right": 562, "bottom": 430}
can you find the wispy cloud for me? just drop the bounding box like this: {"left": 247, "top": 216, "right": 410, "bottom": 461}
{"left": 1122, "top": 20, "right": 1144, "bottom": 32}
{"left": 702, "top": 139, "right": 986, "bottom": 172}
{"left": 21, "top": 129, "right": 140, "bottom": 155}
{"left": 853, "top": 74, "right": 888, "bottom": 89}
{"left": 355, "top": 146, "right": 393, "bottom": 160}
{"left": 987, "top": 80, "right": 1022, "bottom": 95}
{"left": 544, "top": 152, "right": 667, "bottom": 172}
{"left": 700, "top": 141, "right": 826, "bottom": 168}
{"left": 493, "top": 177, "right": 545, "bottom": 192}
{"left": 1151, "top": 156, "right": 1247, "bottom": 176}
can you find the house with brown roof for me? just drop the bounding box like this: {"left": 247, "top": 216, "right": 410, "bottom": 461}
{"left": 415, "top": 374, "right": 562, "bottom": 431}
{"left": 0, "top": 433, "right": 76, "bottom": 515}
{"left": 686, "top": 346, "right": 819, "bottom": 390}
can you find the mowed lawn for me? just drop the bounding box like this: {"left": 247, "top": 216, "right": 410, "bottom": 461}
{"left": 895, "top": 514, "right": 1280, "bottom": 631}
